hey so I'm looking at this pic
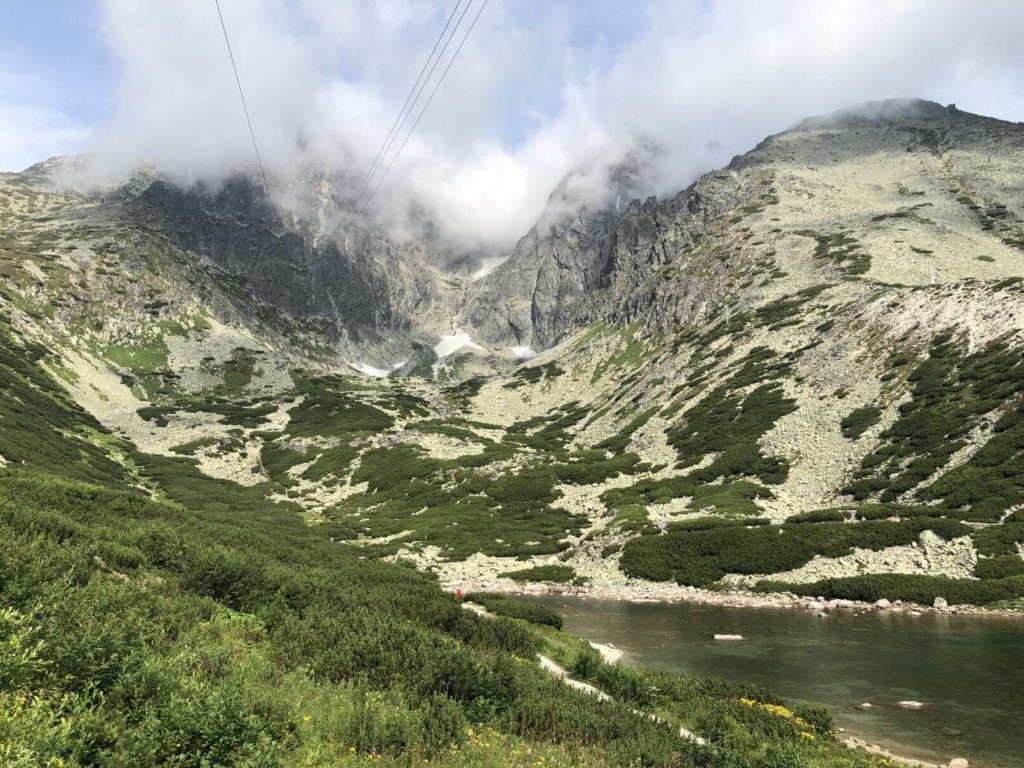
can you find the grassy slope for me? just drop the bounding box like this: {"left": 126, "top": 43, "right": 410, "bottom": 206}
{"left": 0, "top": 315, "right": 894, "bottom": 768}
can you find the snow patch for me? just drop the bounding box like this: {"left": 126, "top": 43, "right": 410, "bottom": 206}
{"left": 510, "top": 346, "right": 537, "bottom": 359}
{"left": 435, "top": 333, "right": 488, "bottom": 359}
{"left": 349, "top": 359, "right": 409, "bottom": 377}
{"left": 350, "top": 362, "right": 392, "bottom": 378}
{"left": 472, "top": 256, "right": 508, "bottom": 280}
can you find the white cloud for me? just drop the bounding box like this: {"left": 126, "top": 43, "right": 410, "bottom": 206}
{"left": 42, "top": 0, "right": 1024, "bottom": 249}
{"left": 0, "top": 62, "right": 92, "bottom": 172}
{"left": 0, "top": 99, "right": 91, "bottom": 172}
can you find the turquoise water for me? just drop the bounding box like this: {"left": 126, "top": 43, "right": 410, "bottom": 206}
{"left": 523, "top": 595, "right": 1024, "bottom": 767}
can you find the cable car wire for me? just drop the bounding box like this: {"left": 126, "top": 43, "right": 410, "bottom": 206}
{"left": 359, "top": 0, "right": 488, "bottom": 213}
{"left": 213, "top": 0, "right": 280, "bottom": 224}
{"left": 349, "top": 0, "right": 466, "bottom": 209}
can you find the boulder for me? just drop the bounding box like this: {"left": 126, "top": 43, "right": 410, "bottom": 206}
{"left": 933, "top": 596, "right": 949, "bottom": 609}
{"left": 897, "top": 700, "right": 925, "bottom": 710}
{"left": 875, "top": 598, "right": 892, "bottom": 609}
{"left": 949, "top": 759, "right": 969, "bottom": 768}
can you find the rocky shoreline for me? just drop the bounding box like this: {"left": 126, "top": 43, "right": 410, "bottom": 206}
{"left": 448, "top": 576, "right": 1024, "bottom": 620}
{"left": 459, "top": 577, "right": 1011, "bottom": 768}
{"left": 461, "top": 584, "right": 986, "bottom": 768}
{"left": 839, "top": 735, "right": 970, "bottom": 768}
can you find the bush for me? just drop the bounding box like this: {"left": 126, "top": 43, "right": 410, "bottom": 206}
{"left": 840, "top": 407, "right": 882, "bottom": 439}
{"left": 758, "top": 573, "right": 1024, "bottom": 606}
{"left": 666, "top": 349, "right": 797, "bottom": 487}
{"left": 847, "top": 337, "right": 1024, "bottom": 519}
{"left": 974, "top": 556, "right": 1024, "bottom": 580}
{"left": 620, "top": 517, "right": 968, "bottom": 587}
{"left": 792, "top": 703, "right": 833, "bottom": 734}
{"left": 499, "top": 564, "right": 576, "bottom": 584}
{"left": 971, "top": 521, "right": 1024, "bottom": 555}
{"left": 463, "top": 593, "right": 563, "bottom": 630}
{"left": 571, "top": 648, "right": 651, "bottom": 707}
{"left": 756, "top": 745, "right": 811, "bottom": 768}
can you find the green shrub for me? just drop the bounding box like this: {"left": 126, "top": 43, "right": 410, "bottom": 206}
{"left": 463, "top": 593, "right": 563, "bottom": 630}
{"left": 974, "top": 555, "right": 1024, "bottom": 579}
{"left": 792, "top": 703, "right": 833, "bottom": 734}
{"left": 795, "top": 230, "right": 870, "bottom": 275}
{"left": 847, "top": 337, "right": 1024, "bottom": 519}
{"left": 621, "top": 517, "right": 968, "bottom": 587}
{"left": 571, "top": 647, "right": 651, "bottom": 707}
{"left": 840, "top": 406, "right": 882, "bottom": 439}
{"left": 758, "top": 573, "right": 1024, "bottom": 606}
{"left": 756, "top": 745, "right": 811, "bottom": 768}
{"left": 972, "top": 522, "right": 1024, "bottom": 556}
{"left": 499, "top": 565, "right": 576, "bottom": 584}
{"left": 664, "top": 348, "right": 796, "bottom": 486}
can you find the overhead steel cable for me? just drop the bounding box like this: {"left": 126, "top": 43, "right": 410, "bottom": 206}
{"left": 358, "top": 0, "right": 489, "bottom": 214}
{"left": 350, "top": 0, "right": 476, "bottom": 212}
{"left": 349, "top": 0, "right": 465, "bottom": 209}
{"left": 214, "top": 0, "right": 280, "bottom": 225}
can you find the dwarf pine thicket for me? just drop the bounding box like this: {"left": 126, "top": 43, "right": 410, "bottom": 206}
{"left": 0, "top": 315, "right": 892, "bottom": 767}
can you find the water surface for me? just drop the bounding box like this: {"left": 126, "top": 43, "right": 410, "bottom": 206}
{"left": 524, "top": 595, "right": 1024, "bottom": 768}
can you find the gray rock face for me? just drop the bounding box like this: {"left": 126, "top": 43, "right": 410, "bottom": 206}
{"left": 463, "top": 202, "right": 618, "bottom": 348}
{"left": 460, "top": 148, "right": 658, "bottom": 349}
{"left": 97, "top": 98, "right": 1024, "bottom": 358}
{"left": 463, "top": 171, "right": 759, "bottom": 349}
{"left": 135, "top": 178, "right": 400, "bottom": 341}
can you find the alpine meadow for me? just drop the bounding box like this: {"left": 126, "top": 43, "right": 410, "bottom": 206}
{"left": 2, "top": 2, "right": 1024, "bottom": 767}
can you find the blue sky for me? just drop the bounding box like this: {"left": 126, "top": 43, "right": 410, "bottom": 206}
{"left": 0, "top": 0, "right": 653, "bottom": 171}
{"left": 1, "top": 1, "right": 114, "bottom": 123}
{"left": 0, "top": 1, "right": 114, "bottom": 167}
{"left": 2, "top": 1, "right": 1023, "bottom": 249}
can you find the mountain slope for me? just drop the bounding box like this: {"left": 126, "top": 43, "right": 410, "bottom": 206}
{"left": 0, "top": 348, "right": 891, "bottom": 767}
{"left": 2, "top": 99, "right": 1024, "bottom": 610}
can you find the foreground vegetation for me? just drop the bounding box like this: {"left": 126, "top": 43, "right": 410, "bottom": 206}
{"left": 0, "top": 467, "right": 899, "bottom": 767}
{"left": 0, "top": 318, "right": 892, "bottom": 767}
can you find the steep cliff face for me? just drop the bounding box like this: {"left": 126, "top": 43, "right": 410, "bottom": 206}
{"left": 461, "top": 151, "right": 656, "bottom": 350}
{"left": 135, "top": 178, "right": 407, "bottom": 342}
{"left": 461, "top": 203, "right": 617, "bottom": 349}
{"left": 473, "top": 100, "right": 1024, "bottom": 351}
{"left": 461, "top": 149, "right": 768, "bottom": 349}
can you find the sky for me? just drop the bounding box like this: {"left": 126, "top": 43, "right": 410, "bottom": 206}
{"left": 3, "top": 0, "right": 1024, "bottom": 251}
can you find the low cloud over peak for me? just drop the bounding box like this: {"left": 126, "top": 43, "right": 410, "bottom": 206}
{"left": 24, "top": 0, "right": 1024, "bottom": 251}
